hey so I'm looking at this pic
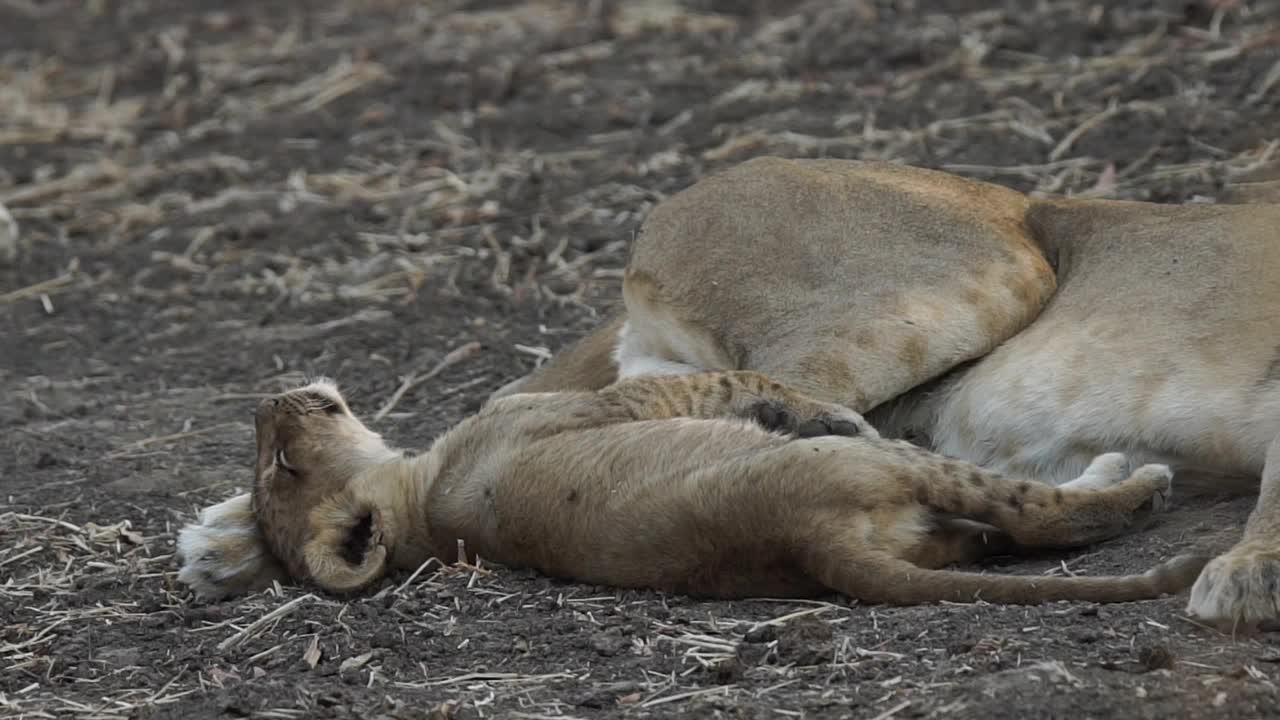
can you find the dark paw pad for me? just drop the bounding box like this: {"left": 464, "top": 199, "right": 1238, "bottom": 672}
{"left": 750, "top": 401, "right": 798, "bottom": 434}
{"left": 797, "top": 417, "right": 861, "bottom": 438}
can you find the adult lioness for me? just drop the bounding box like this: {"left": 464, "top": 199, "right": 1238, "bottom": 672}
{"left": 491, "top": 157, "right": 1280, "bottom": 630}
{"left": 180, "top": 378, "right": 1205, "bottom": 606}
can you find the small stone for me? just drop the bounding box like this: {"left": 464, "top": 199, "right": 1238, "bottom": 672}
{"left": 589, "top": 632, "right": 627, "bottom": 657}
{"left": 1137, "top": 644, "right": 1175, "bottom": 672}
{"left": 237, "top": 210, "right": 274, "bottom": 239}
{"left": 774, "top": 616, "right": 834, "bottom": 666}
{"left": 712, "top": 657, "right": 742, "bottom": 684}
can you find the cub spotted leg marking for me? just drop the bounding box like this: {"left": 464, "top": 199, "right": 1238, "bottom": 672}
{"left": 1187, "top": 434, "right": 1280, "bottom": 632}
{"left": 892, "top": 453, "right": 1166, "bottom": 573}
{"left": 593, "top": 371, "right": 877, "bottom": 439}
{"left": 806, "top": 453, "right": 1195, "bottom": 604}
{"left": 903, "top": 448, "right": 1172, "bottom": 549}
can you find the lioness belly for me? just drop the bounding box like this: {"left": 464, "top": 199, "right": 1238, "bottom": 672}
{"left": 927, "top": 323, "right": 1280, "bottom": 485}
{"left": 924, "top": 202, "right": 1280, "bottom": 485}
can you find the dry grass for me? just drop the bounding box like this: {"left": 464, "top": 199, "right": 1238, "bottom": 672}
{"left": 0, "top": 512, "right": 185, "bottom": 718}
{"left": 3, "top": 1, "right": 1276, "bottom": 318}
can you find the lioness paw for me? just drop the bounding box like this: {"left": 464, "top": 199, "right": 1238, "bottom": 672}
{"left": 175, "top": 494, "right": 288, "bottom": 601}
{"left": 1186, "top": 542, "right": 1280, "bottom": 634}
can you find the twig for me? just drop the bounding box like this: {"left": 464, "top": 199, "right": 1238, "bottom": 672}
{"left": 1247, "top": 57, "right": 1280, "bottom": 106}
{"left": 0, "top": 270, "right": 77, "bottom": 305}
{"left": 868, "top": 700, "right": 912, "bottom": 720}
{"left": 392, "top": 556, "right": 443, "bottom": 596}
{"left": 1049, "top": 102, "right": 1118, "bottom": 161}
{"left": 217, "top": 594, "right": 316, "bottom": 650}
{"left": 745, "top": 605, "right": 836, "bottom": 633}
{"left": 0, "top": 545, "right": 43, "bottom": 569}
{"left": 400, "top": 671, "right": 576, "bottom": 688}
{"left": 373, "top": 341, "right": 482, "bottom": 421}
{"left": 640, "top": 685, "right": 735, "bottom": 708}
{"left": 7, "top": 514, "right": 82, "bottom": 532}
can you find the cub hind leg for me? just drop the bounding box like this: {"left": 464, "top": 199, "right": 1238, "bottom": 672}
{"left": 808, "top": 544, "right": 1206, "bottom": 605}
{"left": 900, "top": 447, "right": 1174, "bottom": 549}
{"left": 902, "top": 518, "right": 1016, "bottom": 570}
{"left": 896, "top": 450, "right": 1146, "bottom": 568}
{"left": 902, "top": 450, "right": 1139, "bottom": 571}
{"left": 799, "top": 448, "right": 1202, "bottom": 604}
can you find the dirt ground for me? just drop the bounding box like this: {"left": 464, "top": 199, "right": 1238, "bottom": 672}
{"left": 3, "top": 0, "right": 1280, "bottom": 718}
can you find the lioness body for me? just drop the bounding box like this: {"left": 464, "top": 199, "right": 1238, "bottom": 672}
{"left": 182, "top": 376, "right": 1205, "bottom": 606}
{"left": 495, "top": 157, "right": 1280, "bottom": 627}
{"left": 510, "top": 159, "right": 1280, "bottom": 483}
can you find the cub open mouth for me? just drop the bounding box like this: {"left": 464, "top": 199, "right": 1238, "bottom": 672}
{"left": 340, "top": 512, "right": 374, "bottom": 565}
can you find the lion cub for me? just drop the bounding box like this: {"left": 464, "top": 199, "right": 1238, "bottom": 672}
{"left": 181, "top": 374, "right": 1207, "bottom": 605}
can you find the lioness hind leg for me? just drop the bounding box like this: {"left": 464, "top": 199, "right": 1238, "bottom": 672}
{"left": 1187, "top": 434, "right": 1280, "bottom": 632}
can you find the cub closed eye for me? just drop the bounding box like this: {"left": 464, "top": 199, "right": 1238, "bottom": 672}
{"left": 275, "top": 448, "right": 296, "bottom": 473}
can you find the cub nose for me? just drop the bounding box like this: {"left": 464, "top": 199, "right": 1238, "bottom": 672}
{"left": 255, "top": 397, "right": 281, "bottom": 423}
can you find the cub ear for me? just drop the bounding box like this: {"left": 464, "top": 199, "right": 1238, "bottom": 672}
{"left": 302, "top": 495, "right": 389, "bottom": 593}
{"left": 176, "top": 493, "right": 291, "bottom": 601}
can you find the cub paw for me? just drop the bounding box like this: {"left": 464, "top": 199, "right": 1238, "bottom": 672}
{"left": 1067, "top": 452, "right": 1132, "bottom": 490}
{"left": 1148, "top": 554, "right": 1214, "bottom": 595}
{"left": 1128, "top": 464, "right": 1173, "bottom": 515}
{"left": 797, "top": 415, "right": 862, "bottom": 438}
{"left": 749, "top": 401, "right": 866, "bottom": 438}
{"left": 1186, "top": 542, "right": 1280, "bottom": 634}
{"left": 175, "top": 494, "right": 289, "bottom": 601}
{"left": 1080, "top": 464, "right": 1171, "bottom": 539}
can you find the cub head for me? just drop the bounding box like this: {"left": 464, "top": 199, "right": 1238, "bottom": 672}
{"left": 252, "top": 379, "right": 401, "bottom": 593}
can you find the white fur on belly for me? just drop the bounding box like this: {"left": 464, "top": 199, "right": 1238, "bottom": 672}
{"left": 612, "top": 321, "right": 705, "bottom": 379}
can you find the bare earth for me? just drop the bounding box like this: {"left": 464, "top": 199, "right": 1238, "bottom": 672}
{"left": 3, "top": 1, "right": 1280, "bottom": 718}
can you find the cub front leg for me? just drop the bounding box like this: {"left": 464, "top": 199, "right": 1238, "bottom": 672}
{"left": 176, "top": 493, "right": 290, "bottom": 600}
{"left": 598, "top": 371, "right": 878, "bottom": 438}
{"left": 1187, "top": 434, "right": 1280, "bottom": 632}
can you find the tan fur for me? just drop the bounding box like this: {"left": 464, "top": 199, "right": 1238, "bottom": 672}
{"left": 491, "top": 315, "right": 626, "bottom": 398}
{"left": 180, "top": 376, "right": 1207, "bottom": 607}
{"left": 487, "top": 157, "right": 1280, "bottom": 631}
